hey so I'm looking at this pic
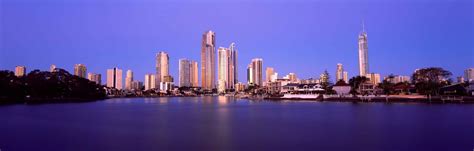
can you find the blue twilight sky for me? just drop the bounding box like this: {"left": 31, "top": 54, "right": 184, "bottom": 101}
{"left": 1, "top": 0, "right": 473, "bottom": 83}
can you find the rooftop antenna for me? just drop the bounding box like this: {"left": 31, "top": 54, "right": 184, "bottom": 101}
{"left": 362, "top": 19, "right": 366, "bottom": 32}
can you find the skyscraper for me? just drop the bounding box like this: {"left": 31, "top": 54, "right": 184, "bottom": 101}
{"left": 336, "top": 63, "right": 344, "bottom": 82}
{"left": 249, "top": 58, "right": 263, "bottom": 86}
{"left": 125, "top": 70, "right": 133, "bottom": 90}
{"left": 106, "top": 67, "right": 123, "bottom": 89}
{"left": 343, "top": 71, "right": 349, "bottom": 83}
{"left": 358, "top": 23, "right": 369, "bottom": 76}
{"left": 218, "top": 47, "right": 229, "bottom": 93}
{"left": 266, "top": 67, "right": 275, "bottom": 82}
{"left": 217, "top": 44, "right": 238, "bottom": 92}
{"left": 144, "top": 74, "right": 156, "bottom": 90}
{"left": 87, "top": 73, "right": 101, "bottom": 85}
{"left": 201, "top": 30, "right": 216, "bottom": 91}
{"left": 179, "top": 59, "right": 192, "bottom": 87}
{"left": 228, "top": 43, "right": 238, "bottom": 89}
{"left": 15, "top": 66, "right": 26, "bottom": 77}
{"left": 465, "top": 68, "right": 474, "bottom": 82}
{"left": 247, "top": 64, "right": 253, "bottom": 84}
{"left": 156, "top": 51, "right": 169, "bottom": 84}
{"left": 50, "top": 64, "right": 56, "bottom": 72}
{"left": 74, "top": 64, "right": 87, "bottom": 78}
{"left": 191, "top": 61, "right": 199, "bottom": 87}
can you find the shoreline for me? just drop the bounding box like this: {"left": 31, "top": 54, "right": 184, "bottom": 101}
{"left": 1, "top": 95, "right": 474, "bottom": 105}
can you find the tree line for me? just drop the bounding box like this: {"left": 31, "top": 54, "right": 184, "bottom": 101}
{"left": 0, "top": 68, "right": 106, "bottom": 104}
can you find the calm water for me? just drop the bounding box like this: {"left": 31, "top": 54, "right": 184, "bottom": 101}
{"left": 0, "top": 97, "right": 473, "bottom": 151}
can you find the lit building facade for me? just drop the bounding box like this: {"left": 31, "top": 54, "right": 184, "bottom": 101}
{"left": 74, "top": 64, "right": 87, "bottom": 78}
{"left": 343, "top": 71, "right": 348, "bottom": 83}
{"left": 248, "top": 58, "right": 263, "bottom": 86}
{"left": 191, "top": 61, "right": 199, "bottom": 87}
{"left": 50, "top": 64, "right": 56, "bottom": 72}
{"left": 336, "top": 63, "right": 344, "bottom": 82}
{"left": 358, "top": 24, "right": 369, "bottom": 76}
{"left": 179, "top": 59, "right": 192, "bottom": 87}
{"left": 15, "top": 66, "right": 26, "bottom": 77}
{"left": 125, "top": 70, "right": 133, "bottom": 90}
{"left": 144, "top": 74, "right": 156, "bottom": 90}
{"left": 156, "top": 51, "right": 169, "bottom": 84}
{"left": 366, "top": 73, "right": 381, "bottom": 86}
{"left": 266, "top": 67, "right": 275, "bottom": 83}
{"left": 465, "top": 68, "right": 474, "bottom": 82}
{"left": 217, "top": 44, "right": 238, "bottom": 92}
{"left": 201, "top": 30, "right": 216, "bottom": 91}
{"left": 87, "top": 73, "right": 101, "bottom": 85}
{"left": 106, "top": 67, "right": 123, "bottom": 89}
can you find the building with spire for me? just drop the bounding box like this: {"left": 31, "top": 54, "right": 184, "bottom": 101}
{"left": 358, "top": 22, "right": 369, "bottom": 76}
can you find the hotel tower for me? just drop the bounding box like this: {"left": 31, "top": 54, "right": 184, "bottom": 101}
{"left": 358, "top": 23, "right": 369, "bottom": 76}
{"left": 201, "top": 30, "right": 216, "bottom": 91}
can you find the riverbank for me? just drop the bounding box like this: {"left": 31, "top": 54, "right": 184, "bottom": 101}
{"left": 2, "top": 95, "right": 474, "bottom": 105}
{"left": 266, "top": 95, "right": 474, "bottom": 104}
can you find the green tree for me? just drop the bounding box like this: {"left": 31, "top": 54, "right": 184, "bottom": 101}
{"left": 379, "top": 74, "right": 395, "bottom": 95}
{"left": 412, "top": 67, "right": 452, "bottom": 96}
{"left": 348, "top": 76, "right": 369, "bottom": 95}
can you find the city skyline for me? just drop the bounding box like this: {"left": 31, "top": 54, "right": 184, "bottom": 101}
{"left": 1, "top": 0, "right": 472, "bottom": 83}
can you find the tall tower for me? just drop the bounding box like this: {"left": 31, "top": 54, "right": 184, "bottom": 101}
{"left": 336, "top": 63, "right": 344, "bottom": 82}
{"left": 156, "top": 51, "right": 169, "bottom": 83}
{"left": 266, "top": 67, "right": 274, "bottom": 83}
{"left": 201, "top": 30, "right": 216, "bottom": 91}
{"left": 74, "top": 64, "right": 87, "bottom": 78}
{"left": 179, "top": 59, "right": 192, "bottom": 87}
{"left": 217, "top": 47, "right": 229, "bottom": 93}
{"left": 251, "top": 58, "right": 263, "bottom": 86}
{"left": 125, "top": 70, "right": 133, "bottom": 90}
{"left": 358, "top": 22, "right": 369, "bottom": 76}
{"left": 190, "top": 61, "right": 199, "bottom": 87}
{"left": 228, "top": 42, "right": 238, "bottom": 89}
{"left": 106, "top": 67, "right": 123, "bottom": 90}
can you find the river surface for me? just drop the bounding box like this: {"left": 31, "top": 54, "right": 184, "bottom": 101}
{"left": 0, "top": 97, "right": 473, "bottom": 151}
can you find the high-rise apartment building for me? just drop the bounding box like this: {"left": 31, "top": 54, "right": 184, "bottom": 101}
{"left": 15, "top": 66, "right": 26, "bottom": 77}
{"left": 248, "top": 58, "right": 263, "bottom": 86}
{"left": 465, "top": 68, "right": 474, "bottom": 82}
{"left": 144, "top": 74, "right": 156, "bottom": 90}
{"left": 179, "top": 59, "right": 192, "bottom": 87}
{"left": 343, "top": 71, "right": 348, "bottom": 83}
{"left": 217, "top": 44, "right": 238, "bottom": 92}
{"left": 106, "top": 67, "right": 123, "bottom": 89}
{"left": 201, "top": 30, "right": 216, "bottom": 91}
{"left": 266, "top": 67, "right": 275, "bottom": 83}
{"left": 156, "top": 51, "right": 169, "bottom": 84}
{"left": 336, "top": 63, "right": 344, "bottom": 82}
{"left": 358, "top": 23, "right": 369, "bottom": 76}
{"left": 87, "top": 73, "right": 101, "bottom": 85}
{"left": 125, "top": 70, "right": 133, "bottom": 90}
{"left": 366, "top": 73, "right": 381, "bottom": 86}
{"left": 191, "top": 61, "right": 199, "bottom": 87}
{"left": 74, "top": 64, "right": 87, "bottom": 78}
